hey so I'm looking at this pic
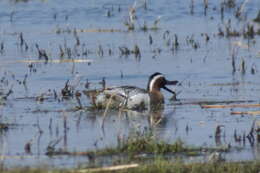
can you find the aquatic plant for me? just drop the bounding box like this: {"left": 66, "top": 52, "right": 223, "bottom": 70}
{"left": 2, "top": 160, "right": 260, "bottom": 173}
{"left": 46, "top": 127, "right": 230, "bottom": 159}
{"left": 113, "top": 160, "right": 260, "bottom": 173}
{"left": 254, "top": 10, "right": 260, "bottom": 23}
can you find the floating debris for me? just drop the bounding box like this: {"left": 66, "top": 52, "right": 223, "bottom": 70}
{"left": 231, "top": 111, "right": 260, "bottom": 115}
{"left": 201, "top": 103, "right": 260, "bottom": 109}
{"left": 83, "top": 164, "right": 139, "bottom": 172}
{"left": 55, "top": 28, "right": 122, "bottom": 34}
{"left": 240, "top": 58, "right": 246, "bottom": 74}
{"left": 35, "top": 44, "right": 49, "bottom": 62}
{"left": 0, "top": 123, "right": 9, "bottom": 131}
{"left": 61, "top": 80, "right": 73, "bottom": 98}
{"left": 2, "top": 59, "right": 93, "bottom": 64}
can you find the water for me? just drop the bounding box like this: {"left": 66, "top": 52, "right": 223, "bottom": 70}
{"left": 0, "top": 0, "right": 259, "bottom": 168}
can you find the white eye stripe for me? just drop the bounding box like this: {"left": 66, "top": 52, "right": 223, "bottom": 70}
{"left": 149, "top": 74, "right": 164, "bottom": 91}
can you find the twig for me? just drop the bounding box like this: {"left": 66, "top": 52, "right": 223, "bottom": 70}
{"left": 236, "top": 0, "right": 250, "bottom": 17}
{"left": 0, "top": 135, "right": 7, "bottom": 162}
{"left": 75, "top": 163, "right": 139, "bottom": 173}
{"left": 247, "top": 119, "right": 256, "bottom": 146}
{"left": 201, "top": 103, "right": 260, "bottom": 109}
{"left": 101, "top": 94, "right": 115, "bottom": 130}
{"left": 231, "top": 111, "right": 260, "bottom": 115}
{"left": 177, "top": 75, "right": 191, "bottom": 87}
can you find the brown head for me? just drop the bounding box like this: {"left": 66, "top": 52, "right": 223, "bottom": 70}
{"left": 147, "top": 72, "right": 178, "bottom": 107}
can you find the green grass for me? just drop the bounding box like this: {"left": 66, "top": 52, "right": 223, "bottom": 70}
{"left": 88, "top": 129, "right": 229, "bottom": 158}
{"left": 2, "top": 160, "right": 260, "bottom": 173}
{"left": 47, "top": 128, "right": 230, "bottom": 158}
{"left": 72, "top": 131, "right": 192, "bottom": 158}
{"left": 115, "top": 160, "right": 260, "bottom": 173}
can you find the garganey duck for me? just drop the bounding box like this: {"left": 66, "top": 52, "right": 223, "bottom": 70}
{"left": 86, "top": 72, "right": 178, "bottom": 111}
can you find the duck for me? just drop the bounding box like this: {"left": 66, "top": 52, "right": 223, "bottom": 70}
{"left": 85, "top": 72, "right": 178, "bottom": 111}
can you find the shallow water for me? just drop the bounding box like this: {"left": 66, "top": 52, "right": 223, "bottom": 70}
{"left": 0, "top": 0, "right": 259, "bottom": 168}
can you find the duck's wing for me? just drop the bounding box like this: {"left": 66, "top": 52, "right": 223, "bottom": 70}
{"left": 104, "top": 87, "right": 126, "bottom": 97}
{"left": 117, "top": 86, "right": 147, "bottom": 96}
{"left": 103, "top": 86, "right": 145, "bottom": 97}
{"left": 112, "top": 86, "right": 150, "bottom": 111}
{"left": 93, "top": 87, "right": 130, "bottom": 108}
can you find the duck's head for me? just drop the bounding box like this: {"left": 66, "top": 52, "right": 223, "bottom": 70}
{"left": 147, "top": 72, "right": 178, "bottom": 95}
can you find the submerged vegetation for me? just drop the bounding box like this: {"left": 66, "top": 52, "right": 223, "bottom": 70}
{"left": 1, "top": 160, "right": 260, "bottom": 173}
{"left": 46, "top": 127, "right": 230, "bottom": 163}
{"left": 103, "top": 161, "right": 260, "bottom": 173}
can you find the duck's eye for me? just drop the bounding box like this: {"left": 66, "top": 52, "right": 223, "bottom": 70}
{"left": 162, "top": 79, "right": 167, "bottom": 85}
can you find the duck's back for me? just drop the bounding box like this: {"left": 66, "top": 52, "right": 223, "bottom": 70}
{"left": 95, "top": 86, "right": 150, "bottom": 111}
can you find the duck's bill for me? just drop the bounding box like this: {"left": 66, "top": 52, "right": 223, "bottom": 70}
{"left": 163, "top": 80, "right": 178, "bottom": 94}
{"left": 162, "top": 86, "right": 176, "bottom": 95}
{"left": 166, "top": 80, "right": 178, "bottom": 85}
